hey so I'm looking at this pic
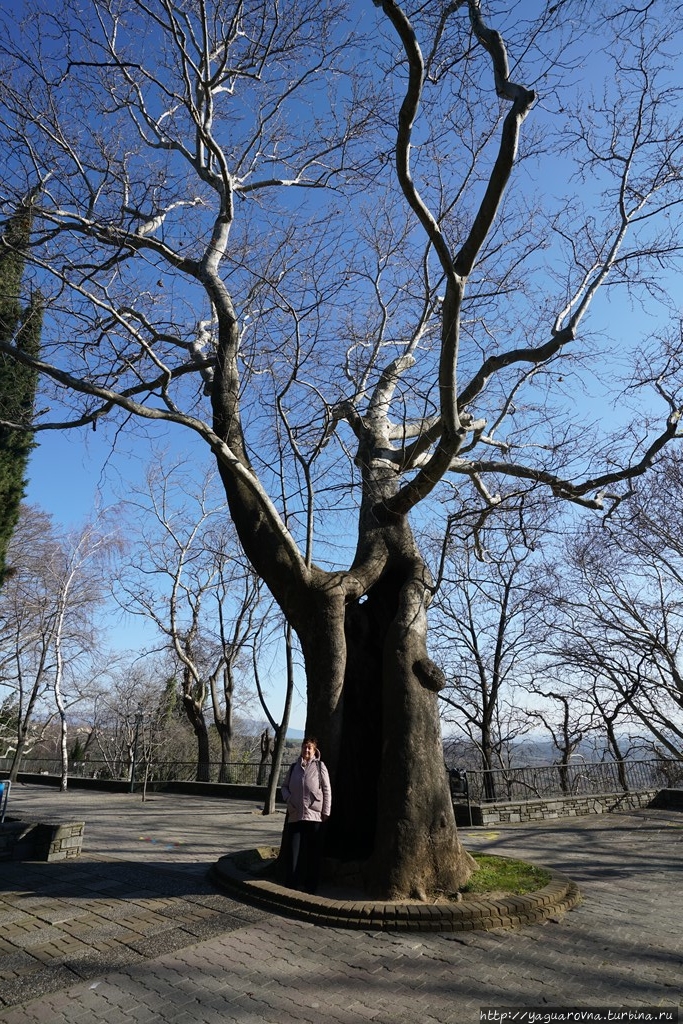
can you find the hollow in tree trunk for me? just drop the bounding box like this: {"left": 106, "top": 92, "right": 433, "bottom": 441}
{"left": 295, "top": 548, "right": 475, "bottom": 899}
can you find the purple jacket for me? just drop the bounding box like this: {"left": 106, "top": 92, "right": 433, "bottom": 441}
{"left": 281, "top": 753, "right": 331, "bottom": 823}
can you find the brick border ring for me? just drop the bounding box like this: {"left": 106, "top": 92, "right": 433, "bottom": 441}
{"left": 209, "top": 850, "right": 581, "bottom": 932}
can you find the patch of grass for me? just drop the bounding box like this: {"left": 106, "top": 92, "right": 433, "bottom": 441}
{"left": 461, "top": 854, "right": 551, "bottom": 896}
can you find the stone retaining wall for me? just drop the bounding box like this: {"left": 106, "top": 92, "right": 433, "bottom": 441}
{"left": 14, "top": 772, "right": 271, "bottom": 802}
{"left": 0, "top": 819, "right": 85, "bottom": 862}
{"left": 456, "top": 789, "right": 658, "bottom": 826}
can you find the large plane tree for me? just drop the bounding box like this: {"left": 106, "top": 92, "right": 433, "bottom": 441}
{"left": 1, "top": 0, "right": 682, "bottom": 897}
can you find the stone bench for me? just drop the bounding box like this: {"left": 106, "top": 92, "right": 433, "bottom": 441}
{"left": 0, "top": 818, "right": 85, "bottom": 862}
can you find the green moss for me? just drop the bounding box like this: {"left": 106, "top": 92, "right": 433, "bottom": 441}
{"left": 461, "top": 854, "right": 551, "bottom": 896}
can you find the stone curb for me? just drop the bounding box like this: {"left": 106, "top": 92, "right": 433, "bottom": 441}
{"left": 208, "top": 850, "right": 581, "bottom": 932}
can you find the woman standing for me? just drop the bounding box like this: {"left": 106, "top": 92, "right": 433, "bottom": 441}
{"left": 281, "top": 737, "right": 332, "bottom": 893}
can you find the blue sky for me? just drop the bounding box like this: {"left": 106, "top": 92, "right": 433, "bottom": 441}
{"left": 12, "top": 0, "right": 683, "bottom": 744}
{"left": 22, "top": 426, "right": 310, "bottom": 733}
{"left": 26, "top": 428, "right": 115, "bottom": 526}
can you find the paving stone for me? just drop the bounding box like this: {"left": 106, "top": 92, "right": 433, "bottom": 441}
{"left": 1, "top": 788, "right": 682, "bottom": 1024}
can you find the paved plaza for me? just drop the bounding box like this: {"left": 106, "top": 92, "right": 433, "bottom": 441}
{"left": 0, "top": 783, "right": 681, "bottom": 1023}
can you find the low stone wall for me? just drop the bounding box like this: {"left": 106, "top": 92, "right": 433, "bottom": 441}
{"left": 14, "top": 772, "right": 274, "bottom": 802}
{"left": 0, "top": 819, "right": 85, "bottom": 862}
{"left": 455, "top": 789, "right": 659, "bottom": 827}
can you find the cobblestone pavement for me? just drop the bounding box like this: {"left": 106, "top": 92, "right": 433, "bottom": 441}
{"left": 1, "top": 784, "right": 682, "bottom": 1023}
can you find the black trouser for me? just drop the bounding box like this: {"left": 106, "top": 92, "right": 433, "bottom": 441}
{"left": 287, "top": 820, "right": 322, "bottom": 893}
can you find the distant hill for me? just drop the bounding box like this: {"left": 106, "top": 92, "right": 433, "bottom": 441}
{"left": 443, "top": 734, "right": 648, "bottom": 768}
{"left": 234, "top": 717, "right": 304, "bottom": 742}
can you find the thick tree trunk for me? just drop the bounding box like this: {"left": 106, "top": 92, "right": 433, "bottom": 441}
{"left": 8, "top": 734, "right": 25, "bottom": 784}
{"left": 558, "top": 760, "right": 570, "bottom": 795}
{"left": 605, "top": 723, "right": 629, "bottom": 792}
{"left": 214, "top": 661, "right": 235, "bottom": 782}
{"left": 182, "top": 694, "right": 211, "bottom": 783}
{"left": 216, "top": 719, "right": 233, "bottom": 783}
{"left": 481, "top": 729, "right": 498, "bottom": 801}
{"left": 302, "top": 555, "right": 475, "bottom": 898}
{"left": 292, "top": 584, "right": 348, "bottom": 778}
{"left": 264, "top": 723, "right": 288, "bottom": 815}
{"left": 263, "top": 625, "right": 295, "bottom": 816}
{"left": 372, "top": 573, "right": 474, "bottom": 898}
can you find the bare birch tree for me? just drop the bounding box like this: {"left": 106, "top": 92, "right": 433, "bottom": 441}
{"left": 0, "top": 506, "right": 111, "bottom": 784}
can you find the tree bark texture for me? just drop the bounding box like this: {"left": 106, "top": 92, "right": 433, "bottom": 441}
{"left": 317, "top": 550, "right": 475, "bottom": 898}
{"left": 216, "top": 719, "right": 233, "bottom": 783}
{"left": 182, "top": 689, "right": 211, "bottom": 783}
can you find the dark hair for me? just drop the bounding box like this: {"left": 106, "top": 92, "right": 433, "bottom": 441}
{"left": 302, "top": 737, "right": 319, "bottom": 751}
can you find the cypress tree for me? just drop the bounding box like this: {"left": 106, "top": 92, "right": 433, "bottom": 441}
{"left": 0, "top": 205, "right": 42, "bottom": 589}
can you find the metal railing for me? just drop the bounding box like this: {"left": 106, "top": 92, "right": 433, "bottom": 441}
{"left": 0, "top": 756, "right": 292, "bottom": 787}
{"left": 4, "top": 755, "right": 682, "bottom": 803}
{"left": 457, "top": 758, "right": 683, "bottom": 804}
